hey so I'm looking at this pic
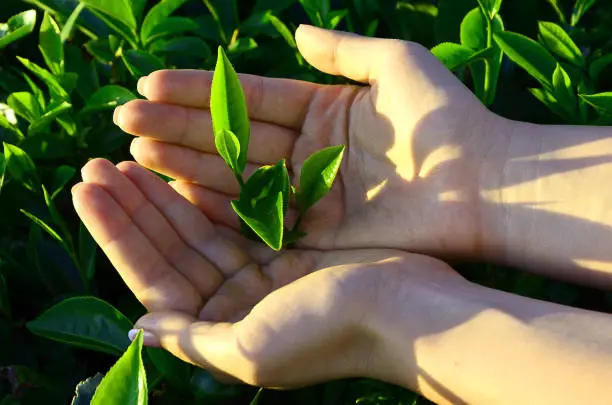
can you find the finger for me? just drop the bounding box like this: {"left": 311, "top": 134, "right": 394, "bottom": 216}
{"left": 295, "top": 25, "right": 409, "bottom": 84}
{"left": 136, "top": 69, "right": 320, "bottom": 130}
{"left": 169, "top": 181, "right": 301, "bottom": 234}
{"left": 117, "top": 161, "right": 252, "bottom": 277}
{"left": 115, "top": 99, "right": 296, "bottom": 164}
{"left": 130, "top": 138, "right": 264, "bottom": 195}
{"left": 81, "top": 158, "right": 224, "bottom": 299}
{"left": 72, "top": 182, "right": 202, "bottom": 314}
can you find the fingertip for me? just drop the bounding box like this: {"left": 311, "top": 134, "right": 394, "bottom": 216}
{"left": 128, "top": 328, "right": 160, "bottom": 347}
{"left": 113, "top": 105, "right": 122, "bottom": 126}
{"left": 137, "top": 76, "right": 148, "bottom": 97}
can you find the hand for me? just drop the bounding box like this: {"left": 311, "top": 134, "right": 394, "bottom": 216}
{"left": 71, "top": 158, "right": 464, "bottom": 388}
{"left": 113, "top": 25, "right": 506, "bottom": 258}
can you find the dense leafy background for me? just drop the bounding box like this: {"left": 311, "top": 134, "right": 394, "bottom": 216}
{"left": 1, "top": 0, "right": 612, "bottom": 404}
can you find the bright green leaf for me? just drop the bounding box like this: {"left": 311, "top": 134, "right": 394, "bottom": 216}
{"left": 552, "top": 64, "right": 577, "bottom": 117}
{"left": 494, "top": 31, "right": 557, "bottom": 88}
{"left": 266, "top": 13, "right": 296, "bottom": 48}
{"left": 296, "top": 145, "right": 345, "bottom": 213}
{"left": 579, "top": 92, "right": 612, "bottom": 116}
{"left": 0, "top": 152, "right": 5, "bottom": 194}
{"left": 129, "top": 0, "right": 147, "bottom": 23}
{"left": 215, "top": 129, "right": 241, "bottom": 178}
{"left": 3, "top": 142, "right": 39, "bottom": 191}
{"left": 538, "top": 21, "right": 584, "bottom": 67}
{"left": 85, "top": 7, "right": 138, "bottom": 48}
{"left": 40, "top": 13, "right": 64, "bottom": 75}
{"left": 529, "top": 87, "right": 566, "bottom": 119}
{"left": 79, "top": 0, "right": 137, "bottom": 32}
{"left": 140, "top": 0, "right": 189, "bottom": 44}
{"left": 431, "top": 42, "right": 474, "bottom": 71}
{"left": 82, "top": 85, "right": 137, "bottom": 114}
{"left": 28, "top": 100, "right": 72, "bottom": 135}
{"left": 21, "top": 208, "right": 64, "bottom": 244}
{"left": 146, "top": 347, "right": 192, "bottom": 390}
{"left": 571, "top": 0, "right": 596, "bottom": 26}
{"left": 22, "top": 73, "right": 46, "bottom": 112}
{"left": 476, "top": 0, "right": 502, "bottom": 19}
{"left": 227, "top": 37, "right": 257, "bottom": 54}
{"left": 211, "top": 46, "right": 250, "bottom": 175}
{"left": 26, "top": 296, "right": 132, "bottom": 355}
{"left": 17, "top": 57, "right": 69, "bottom": 101}
{"left": 60, "top": 2, "right": 86, "bottom": 42}
{"left": 7, "top": 92, "right": 43, "bottom": 123}
{"left": 91, "top": 330, "right": 147, "bottom": 405}
{"left": 0, "top": 10, "right": 37, "bottom": 50}
{"left": 143, "top": 17, "right": 198, "bottom": 45}
{"left": 122, "top": 50, "right": 165, "bottom": 78}
{"left": 232, "top": 192, "right": 283, "bottom": 251}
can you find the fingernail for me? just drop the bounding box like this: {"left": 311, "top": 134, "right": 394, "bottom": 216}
{"left": 137, "top": 76, "right": 148, "bottom": 96}
{"left": 128, "top": 329, "right": 160, "bottom": 347}
{"left": 71, "top": 183, "right": 81, "bottom": 195}
{"left": 113, "top": 105, "right": 122, "bottom": 126}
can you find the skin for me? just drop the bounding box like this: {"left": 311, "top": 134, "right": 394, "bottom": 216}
{"left": 73, "top": 26, "right": 612, "bottom": 404}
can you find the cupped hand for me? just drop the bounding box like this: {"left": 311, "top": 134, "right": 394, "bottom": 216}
{"left": 72, "top": 158, "right": 463, "bottom": 388}
{"left": 114, "top": 25, "right": 506, "bottom": 257}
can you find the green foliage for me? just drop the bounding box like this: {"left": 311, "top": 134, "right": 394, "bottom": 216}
{"left": 0, "top": 0, "right": 611, "bottom": 404}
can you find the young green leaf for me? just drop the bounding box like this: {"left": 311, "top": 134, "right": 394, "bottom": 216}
{"left": 211, "top": 46, "right": 250, "bottom": 176}
{"left": 552, "top": 64, "right": 577, "bottom": 118}
{"left": 3, "top": 142, "right": 40, "bottom": 191}
{"left": 28, "top": 100, "right": 72, "bottom": 135}
{"left": 7, "top": 92, "right": 43, "bottom": 123}
{"left": 140, "top": 0, "right": 190, "bottom": 44}
{"left": 122, "top": 50, "right": 165, "bottom": 78}
{"left": 39, "top": 13, "right": 64, "bottom": 75}
{"left": 227, "top": 37, "right": 258, "bottom": 55}
{"left": 80, "top": 0, "right": 137, "bottom": 33}
{"left": 494, "top": 31, "right": 557, "bottom": 89}
{"left": 0, "top": 10, "right": 37, "bottom": 50}
{"left": 51, "top": 165, "right": 77, "bottom": 199}
{"left": 26, "top": 296, "right": 132, "bottom": 355}
{"left": 82, "top": 85, "right": 137, "bottom": 114}
{"left": 538, "top": 21, "right": 584, "bottom": 67}
{"left": 232, "top": 192, "right": 284, "bottom": 251}
{"left": 529, "top": 87, "right": 566, "bottom": 119}
{"left": 17, "top": 56, "right": 69, "bottom": 101}
{"left": 476, "top": 0, "right": 502, "bottom": 19}
{"left": 571, "top": 0, "right": 596, "bottom": 26}
{"left": 296, "top": 145, "right": 345, "bottom": 213}
{"left": 91, "top": 330, "right": 147, "bottom": 405}
{"left": 579, "top": 92, "right": 612, "bottom": 116}
{"left": 60, "top": 2, "right": 86, "bottom": 42}
{"left": 21, "top": 208, "right": 64, "bottom": 245}
{"left": 215, "top": 129, "right": 241, "bottom": 178}
{"left": 430, "top": 42, "right": 475, "bottom": 70}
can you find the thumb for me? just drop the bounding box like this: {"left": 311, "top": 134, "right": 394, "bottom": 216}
{"left": 295, "top": 25, "right": 405, "bottom": 84}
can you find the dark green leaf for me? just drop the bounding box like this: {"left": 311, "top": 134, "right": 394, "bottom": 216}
{"left": 253, "top": 0, "right": 295, "bottom": 13}
{"left": 529, "top": 87, "right": 566, "bottom": 119}
{"left": 91, "top": 330, "right": 147, "bottom": 405}
{"left": 494, "top": 31, "right": 557, "bottom": 88}
{"left": 20, "top": 209, "right": 64, "bottom": 244}
{"left": 40, "top": 13, "right": 64, "bottom": 75}
{"left": 215, "top": 129, "right": 241, "bottom": 177}
{"left": 150, "top": 37, "right": 212, "bottom": 59}
{"left": 0, "top": 270, "right": 10, "bottom": 318}
{"left": 80, "top": 0, "right": 137, "bottom": 32}
{"left": 538, "top": 21, "right": 584, "bottom": 67}
{"left": 579, "top": 92, "right": 612, "bottom": 115}
{"left": 78, "top": 222, "right": 97, "bottom": 282}
{"left": 202, "top": 0, "right": 239, "bottom": 44}
{"left": 476, "top": 0, "right": 502, "bottom": 19}
{"left": 146, "top": 347, "right": 192, "bottom": 390}
{"left": 571, "top": 0, "right": 596, "bottom": 26}
{"left": 23, "top": 73, "right": 46, "bottom": 111}
{"left": 86, "top": 7, "right": 138, "bottom": 48}
{"left": 61, "top": 3, "right": 86, "bottom": 42}
{"left": 85, "top": 38, "right": 115, "bottom": 64}
{"left": 26, "top": 296, "right": 132, "bottom": 355}
{"left": 552, "top": 64, "right": 576, "bottom": 114}
{"left": 143, "top": 17, "right": 198, "bottom": 45}
{"left": 28, "top": 100, "right": 72, "bottom": 135}
{"left": 0, "top": 10, "right": 37, "bottom": 49}
{"left": 71, "top": 373, "right": 104, "bottom": 405}
{"left": 589, "top": 54, "right": 612, "bottom": 80}
{"left": 211, "top": 46, "right": 250, "bottom": 175}
{"left": 82, "top": 85, "right": 137, "bottom": 114}
{"left": 17, "top": 57, "right": 69, "bottom": 101}
{"left": 129, "top": 0, "right": 147, "bottom": 23}
{"left": 190, "top": 369, "right": 243, "bottom": 400}
{"left": 296, "top": 145, "right": 345, "bottom": 213}
{"left": 3, "top": 142, "right": 39, "bottom": 191}
{"left": 431, "top": 42, "right": 474, "bottom": 70}
{"left": 122, "top": 50, "right": 165, "bottom": 78}
{"left": 140, "top": 0, "right": 189, "bottom": 44}
{"left": 51, "top": 165, "right": 77, "bottom": 199}
{"left": 0, "top": 109, "right": 24, "bottom": 143}
{"left": 7, "top": 92, "right": 43, "bottom": 123}
{"left": 0, "top": 152, "right": 5, "bottom": 193}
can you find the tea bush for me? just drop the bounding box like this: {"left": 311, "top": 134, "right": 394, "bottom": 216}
{"left": 1, "top": 0, "right": 611, "bottom": 404}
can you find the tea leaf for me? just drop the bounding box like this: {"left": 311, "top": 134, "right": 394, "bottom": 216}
{"left": 552, "top": 64, "right": 576, "bottom": 114}
{"left": 529, "top": 88, "right": 566, "bottom": 119}
{"left": 146, "top": 347, "right": 192, "bottom": 390}
{"left": 538, "top": 21, "right": 584, "bottom": 67}
{"left": 7, "top": 92, "right": 43, "bottom": 123}
{"left": 431, "top": 42, "right": 474, "bottom": 70}
{"left": 39, "top": 13, "right": 64, "bottom": 75}
{"left": 0, "top": 152, "right": 5, "bottom": 194}
{"left": 80, "top": 0, "right": 137, "bottom": 32}
{"left": 122, "top": 50, "right": 165, "bottom": 78}
{"left": 71, "top": 373, "right": 103, "bottom": 405}
{"left": 17, "top": 57, "right": 69, "bottom": 101}
{"left": 494, "top": 31, "right": 557, "bottom": 88}
{"left": 28, "top": 100, "right": 72, "bottom": 135}
{"left": 60, "top": 2, "right": 86, "bottom": 42}
{"left": 150, "top": 37, "right": 212, "bottom": 59}
{"left": 143, "top": 17, "right": 198, "bottom": 45}
{"left": 296, "top": 145, "right": 345, "bottom": 213}
{"left": 211, "top": 46, "right": 250, "bottom": 175}
{"left": 3, "top": 142, "right": 39, "bottom": 191}
{"left": 78, "top": 223, "right": 97, "bottom": 282}
{"left": 141, "top": 0, "right": 190, "bottom": 44}
{"left": 571, "top": 0, "right": 596, "bottom": 26}
{"left": 589, "top": 54, "right": 612, "bottom": 80}
{"left": 232, "top": 192, "right": 284, "bottom": 251}
{"left": 26, "top": 296, "right": 132, "bottom": 355}
{"left": 82, "top": 85, "right": 137, "bottom": 114}
{"left": 51, "top": 165, "right": 76, "bottom": 199}
{"left": 20, "top": 209, "right": 63, "bottom": 244}
{"left": 579, "top": 92, "right": 612, "bottom": 115}
{"left": 0, "top": 10, "right": 37, "bottom": 50}
{"left": 476, "top": 0, "right": 502, "bottom": 19}
{"left": 91, "top": 330, "right": 147, "bottom": 405}
{"left": 215, "top": 129, "right": 241, "bottom": 178}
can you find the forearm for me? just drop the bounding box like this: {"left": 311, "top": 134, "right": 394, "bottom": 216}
{"left": 373, "top": 279, "right": 612, "bottom": 405}
{"left": 479, "top": 119, "right": 612, "bottom": 288}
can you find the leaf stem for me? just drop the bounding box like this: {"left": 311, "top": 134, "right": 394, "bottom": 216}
{"left": 483, "top": 13, "right": 494, "bottom": 106}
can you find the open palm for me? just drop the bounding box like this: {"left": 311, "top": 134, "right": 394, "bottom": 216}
{"left": 115, "top": 26, "right": 502, "bottom": 257}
